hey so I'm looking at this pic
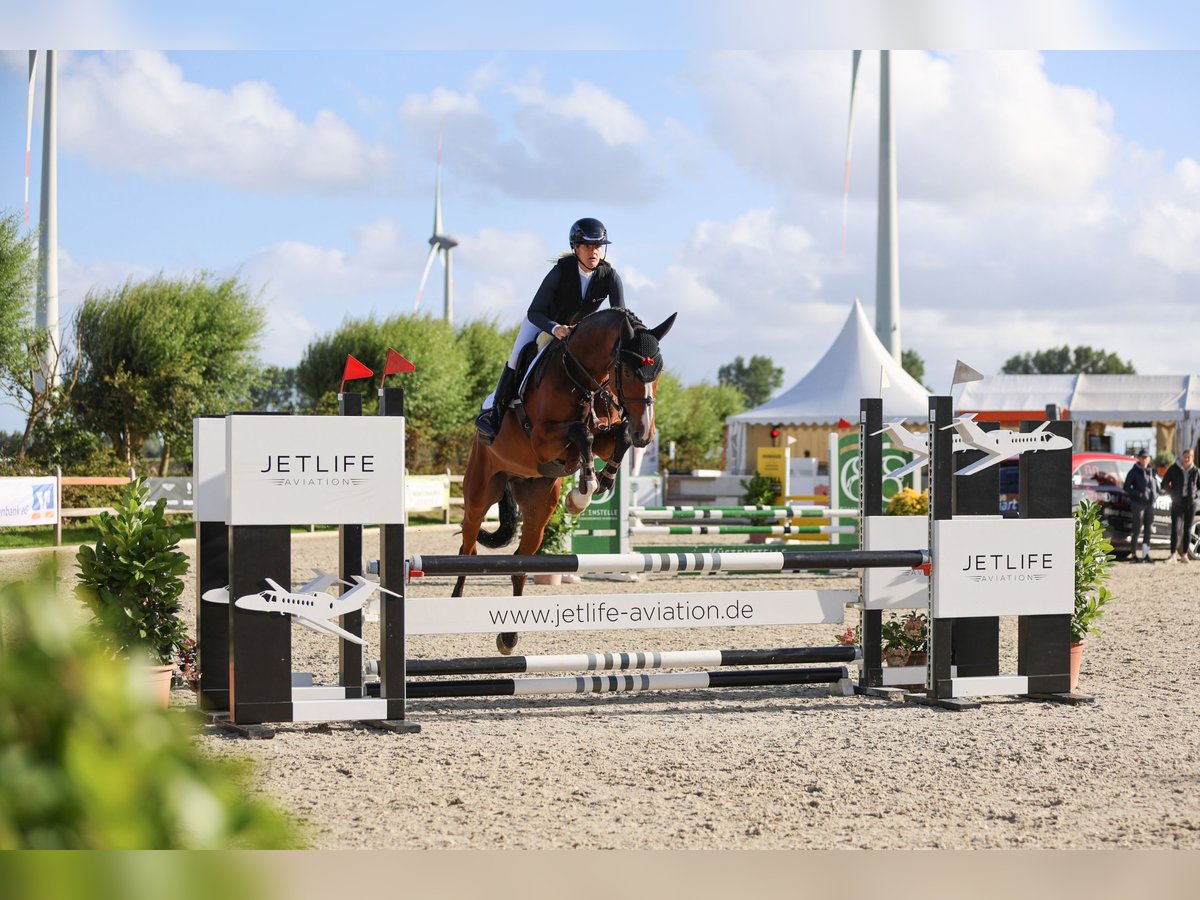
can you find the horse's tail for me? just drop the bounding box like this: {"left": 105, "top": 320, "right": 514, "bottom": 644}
{"left": 476, "top": 482, "right": 519, "bottom": 549}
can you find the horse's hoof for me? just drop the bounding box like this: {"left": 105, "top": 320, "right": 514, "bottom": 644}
{"left": 497, "top": 632, "right": 519, "bottom": 655}
{"left": 566, "top": 489, "right": 594, "bottom": 515}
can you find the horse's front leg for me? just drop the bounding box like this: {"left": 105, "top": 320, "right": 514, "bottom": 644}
{"left": 595, "top": 427, "right": 632, "bottom": 494}
{"left": 564, "top": 421, "right": 596, "bottom": 514}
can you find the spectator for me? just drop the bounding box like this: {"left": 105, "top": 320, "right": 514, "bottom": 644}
{"left": 1123, "top": 449, "right": 1158, "bottom": 563}
{"left": 1160, "top": 449, "right": 1198, "bottom": 563}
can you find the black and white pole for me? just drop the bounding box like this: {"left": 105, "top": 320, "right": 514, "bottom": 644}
{"left": 338, "top": 391, "right": 364, "bottom": 698}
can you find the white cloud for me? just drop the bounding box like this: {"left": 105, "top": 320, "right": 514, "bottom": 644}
{"left": 1130, "top": 158, "right": 1200, "bottom": 274}
{"left": 399, "top": 64, "right": 663, "bottom": 204}
{"left": 57, "top": 51, "right": 393, "bottom": 193}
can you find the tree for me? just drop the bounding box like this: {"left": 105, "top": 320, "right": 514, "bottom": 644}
{"left": 655, "top": 371, "right": 746, "bottom": 471}
{"left": 0, "top": 212, "right": 34, "bottom": 377}
{"left": 456, "top": 316, "right": 518, "bottom": 410}
{"left": 1002, "top": 345, "right": 1136, "bottom": 375}
{"left": 249, "top": 364, "right": 301, "bottom": 413}
{"left": 296, "top": 313, "right": 473, "bottom": 470}
{"left": 717, "top": 355, "right": 784, "bottom": 407}
{"left": 901, "top": 348, "right": 925, "bottom": 384}
{"left": 72, "top": 274, "right": 265, "bottom": 473}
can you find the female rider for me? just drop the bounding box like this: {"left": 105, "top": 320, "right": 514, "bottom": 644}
{"left": 475, "top": 217, "right": 626, "bottom": 443}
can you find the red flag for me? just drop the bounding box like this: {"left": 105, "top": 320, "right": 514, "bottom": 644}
{"left": 340, "top": 355, "right": 373, "bottom": 394}
{"left": 384, "top": 348, "right": 416, "bottom": 376}
{"left": 837, "top": 418, "right": 854, "bottom": 430}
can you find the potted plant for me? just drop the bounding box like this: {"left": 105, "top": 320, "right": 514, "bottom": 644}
{"left": 76, "top": 478, "right": 191, "bottom": 708}
{"left": 1072, "top": 499, "right": 1114, "bottom": 691}
{"left": 533, "top": 490, "right": 577, "bottom": 585}
{"left": 835, "top": 613, "right": 928, "bottom": 667}
{"left": 1154, "top": 450, "right": 1175, "bottom": 477}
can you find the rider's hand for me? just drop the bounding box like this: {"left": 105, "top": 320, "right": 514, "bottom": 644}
{"left": 553, "top": 324, "right": 572, "bottom": 340}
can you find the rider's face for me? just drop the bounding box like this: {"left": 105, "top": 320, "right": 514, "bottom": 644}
{"left": 574, "top": 242, "right": 604, "bottom": 269}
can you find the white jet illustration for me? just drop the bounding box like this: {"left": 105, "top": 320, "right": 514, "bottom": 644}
{"left": 234, "top": 575, "right": 400, "bottom": 646}
{"left": 874, "top": 419, "right": 970, "bottom": 480}
{"left": 944, "top": 418, "right": 1072, "bottom": 477}
{"left": 201, "top": 568, "right": 344, "bottom": 606}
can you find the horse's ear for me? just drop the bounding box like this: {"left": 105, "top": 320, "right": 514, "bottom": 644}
{"left": 647, "top": 312, "right": 677, "bottom": 342}
{"left": 622, "top": 315, "right": 636, "bottom": 341}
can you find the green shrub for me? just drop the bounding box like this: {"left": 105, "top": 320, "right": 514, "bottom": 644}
{"left": 536, "top": 489, "right": 577, "bottom": 555}
{"left": 739, "top": 472, "right": 778, "bottom": 506}
{"left": 1073, "top": 499, "right": 1114, "bottom": 644}
{"left": 75, "top": 479, "right": 189, "bottom": 665}
{"left": 0, "top": 566, "right": 302, "bottom": 848}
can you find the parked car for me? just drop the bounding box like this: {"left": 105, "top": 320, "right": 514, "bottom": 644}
{"left": 999, "top": 452, "right": 1193, "bottom": 557}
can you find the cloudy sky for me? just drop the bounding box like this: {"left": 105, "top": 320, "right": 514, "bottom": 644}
{"left": 4, "top": 4, "right": 1200, "bottom": 433}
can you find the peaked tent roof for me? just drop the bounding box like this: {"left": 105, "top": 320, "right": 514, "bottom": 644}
{"left": 728, "top": 299, "right": 930, "bottom": 426}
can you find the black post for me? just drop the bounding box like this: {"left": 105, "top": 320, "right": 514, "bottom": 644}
{"left": 228, "top": 524, "right": 292, "bottom": 724}
{"left": 378, "top": 385, "right": 418, "bottom": 730}
{"left": 929, "top": 396, "right": 955, "bottom": 700}
{"left": 196, "top": 519, "right": 229, "bottom": 712}
{"left": 951, "top": 420, "right": 1000, "bottom": 679}
{"left": 338, "top": 391, "right": 364, "bottom": 698}
{"left": 1018, "top": 418, "right": 1073, "bottom": 694}
{"left": 860, "top": 398, "right": 884, "bottom": 688}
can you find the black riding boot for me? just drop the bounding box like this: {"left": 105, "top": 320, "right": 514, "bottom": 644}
{"left": 475, "top": 365, "right": 517, "bottom": 444}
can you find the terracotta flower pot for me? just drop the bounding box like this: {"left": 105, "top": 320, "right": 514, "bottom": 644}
{"left": 1069, "top": 640, "right": 1086, "bottom": 693}
{"left": 883, "top": 647, "right": 910, "bottom": 667}
{"left": 533, "top": 573, "right": 562, "bottom": 586}
{"left": 142, "top": 663, "right": 175, "bottom": 709}
{"left": 907, "top": 651, "right": 928, "bottom": 667}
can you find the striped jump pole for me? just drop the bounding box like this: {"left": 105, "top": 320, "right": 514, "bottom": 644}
{"left": 628, "top": 524, "right": 857, "bottom": 536}
{"left": 630, "top": 506, "right": 860, "bottom": 520}
{"left": 382, "top": 645, "right": 862, "bottom": 677}
{"left": 409, "top": 548, "right": 928, "bottom": 577}
{"left": 405, "top": 666, "right": 852, "bottom": 698}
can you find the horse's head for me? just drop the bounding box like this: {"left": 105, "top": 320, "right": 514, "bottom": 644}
{"left": 616, "top": 311, "right": 676, "bottom": 448}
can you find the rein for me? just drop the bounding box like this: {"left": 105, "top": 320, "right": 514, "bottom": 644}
{"left": 560, "top": 324, "right": 655, "bottom": 432}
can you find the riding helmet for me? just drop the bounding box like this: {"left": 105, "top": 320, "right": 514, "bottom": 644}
{"left": 569, "top": 217, "right": 611, "bottom": 246}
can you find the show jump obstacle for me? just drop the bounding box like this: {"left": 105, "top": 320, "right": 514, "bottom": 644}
{"left": 194, "top": 391, "right": 1079, "bottom": 734}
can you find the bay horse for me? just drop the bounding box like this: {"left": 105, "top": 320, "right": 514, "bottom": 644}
{"left": 454, "top": 307, "right": 676, "bottom": 653}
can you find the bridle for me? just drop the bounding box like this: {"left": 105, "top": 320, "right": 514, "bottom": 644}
{"left": 560, "top": 327, "right": 657, "bottom": 434}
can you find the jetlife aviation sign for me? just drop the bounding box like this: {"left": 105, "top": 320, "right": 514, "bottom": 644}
{"left": 225, "top": 415, "right": 405, "bottom": 525}
{"left": 933, "top": 516, "right": 1073, "bottom": 618}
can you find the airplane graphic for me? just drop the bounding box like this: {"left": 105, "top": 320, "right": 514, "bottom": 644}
{"left": 233, "top": 575, "right": 400, "bottom": 646}
{"left": 201, "top": 568, "right": 344, "bottom": 606}
{"left": 873, "top": 420, "right": 970, "bottom": 480}
{"left": 945, "top": 418, "right": 1072, "bottom": 477}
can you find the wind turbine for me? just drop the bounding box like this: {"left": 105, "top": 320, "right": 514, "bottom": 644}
{"left": 842, "top": 50, "right": 900, "bottom": 363}
{"left": 414, "top": 135, "right": 458, "bottom": 324}
{"left": 26, "top": 50, "right": 59, "bottom": 391}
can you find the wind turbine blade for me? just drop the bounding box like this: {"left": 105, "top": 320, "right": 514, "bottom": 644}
{"left": 841, "top": 49, "right": 862, "bottom": 256}
{"left": 415, "top": 244, "right": 438, "bottom": 311}
{"left": 25, "top": 51, "right": 39, "bottom": 227}
{"left": 433, "top": 129, "right": 444, "bottom": 235}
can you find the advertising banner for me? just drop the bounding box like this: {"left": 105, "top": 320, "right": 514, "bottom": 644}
{"left": 0, "top": 476, "right": 58, "bottom": 526}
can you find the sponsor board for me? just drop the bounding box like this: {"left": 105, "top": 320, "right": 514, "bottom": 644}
{"left": 193, "top": 417, "right": 226, "bottom": 521}
{"left": 0, "top": 476, "right": 58, "bottom": 526}
{"left": 862, "top": 514, "right": 929, "bottom": 609}
{"left": 225, "top": 415, "right": 405, "bottom": 525}
{"left": 932, "top": 516, "right": 1073, "bottom": 618}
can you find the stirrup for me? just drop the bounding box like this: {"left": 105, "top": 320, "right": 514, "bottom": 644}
{"left": 475, "top": 409, "right": 499, "bottom": 445}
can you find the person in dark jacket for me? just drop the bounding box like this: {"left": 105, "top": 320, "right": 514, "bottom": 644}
{"left": 1159, "top": 449, "right": 1198, "bottom": 562}
{"left": 1123, "top": 449, "right": 1158, "bottom": 562}
{"left": 474, "top": 217, "right": 626, "bottom": 443}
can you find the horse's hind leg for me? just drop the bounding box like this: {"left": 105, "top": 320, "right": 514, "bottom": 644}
{"left": 453, "top": 446, "right": 508, "bottom": 599}
{"left": 495, "top": 477, "right": 562, "bottom": 655}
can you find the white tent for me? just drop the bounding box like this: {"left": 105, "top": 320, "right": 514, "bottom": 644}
{"left": 955, "top": 373, "right": 1200, "bottom": 453}
{"left": 725, "top": 300, "right": 930, "bottom": 472}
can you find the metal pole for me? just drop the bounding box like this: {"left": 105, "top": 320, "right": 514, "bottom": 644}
{"left": 36, "top": 50, "right": 59, "bottom": 391}
{"left": 875, "top": 50, "right": 900, "bottom": 361}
